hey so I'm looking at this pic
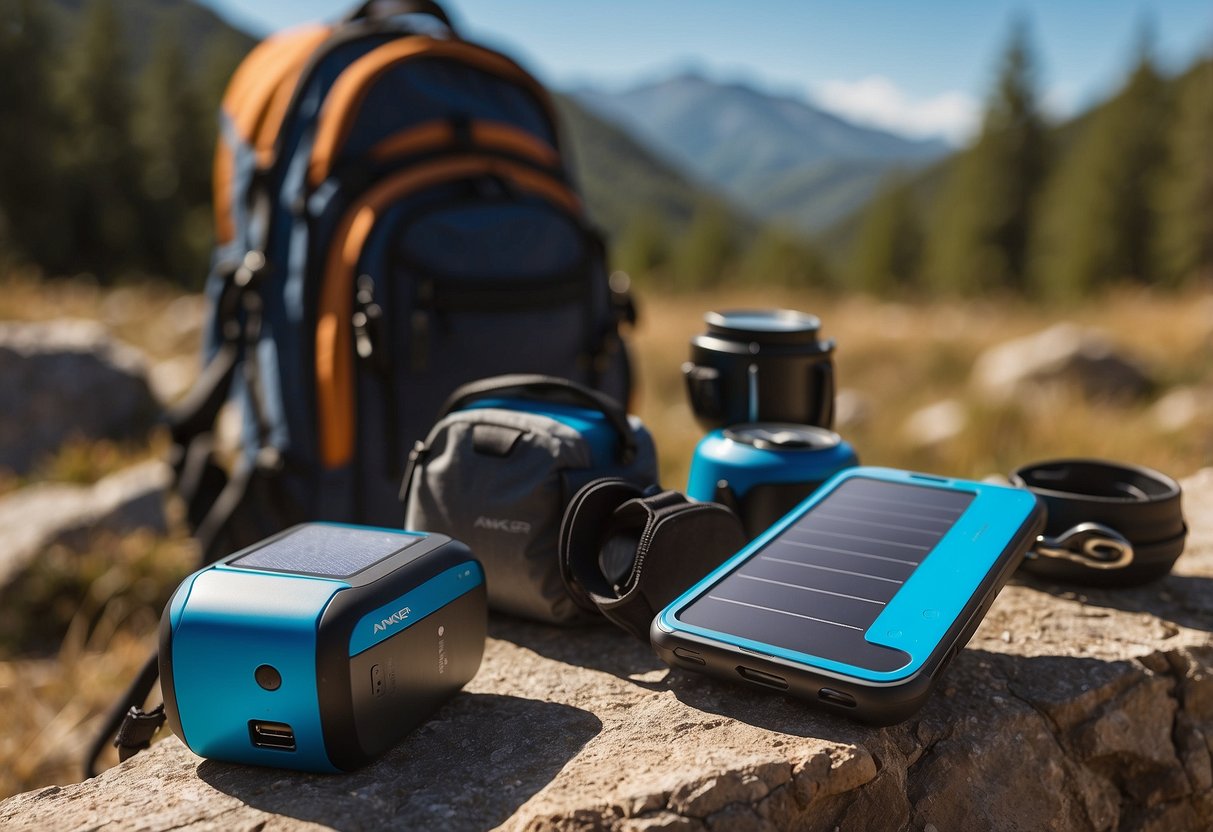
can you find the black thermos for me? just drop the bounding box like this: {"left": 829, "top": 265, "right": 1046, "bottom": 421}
{"left": 683, "top": 309, "right": 836, "bottom": 432}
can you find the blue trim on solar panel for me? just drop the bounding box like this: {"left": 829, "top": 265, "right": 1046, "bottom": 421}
{"left": 228, "top": 524, "right": 424, "bottom": 578}
{"left": 661, "top": 467, "right": 1040, "bottom": 682}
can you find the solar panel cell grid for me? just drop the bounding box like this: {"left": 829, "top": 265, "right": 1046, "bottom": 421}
{"left": 230, "top": 524, "right": 419, "bottom": 578}
{"left": 677, "top": 477, "right": 975, "bottom": 673}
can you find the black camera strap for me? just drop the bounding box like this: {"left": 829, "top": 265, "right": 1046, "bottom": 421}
{"left": 1011, "top": 459, "right": 1187, "bottom": 586}
{"left": 559, "top": 479, "right": 748, "bottom": 640}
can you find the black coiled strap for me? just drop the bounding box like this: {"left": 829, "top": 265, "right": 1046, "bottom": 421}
{"left": 1011, "top": 458, "right": 1187, "bottom": 586}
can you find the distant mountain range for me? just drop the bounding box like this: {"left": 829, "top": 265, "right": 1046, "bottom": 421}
{"left": 52, "top": 0, "right": 947, "bottom": 245}
{"left": 574, "top": 73, "right": 949, "bottom": 231}
{"left": 554, "top": 95, "right": 737, "bottom": 239}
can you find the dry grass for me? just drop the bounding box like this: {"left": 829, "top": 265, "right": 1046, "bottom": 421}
{"left": 0, "top": 435, "right": 169, "bottom": 500}
{"left": 0, "top": 270, "right": 205, "bottom": 361}
{"left": 0, "top": 276, "right": 1210, "bottom": 802}
{"left": 629, "top": 284, "right": 1213, "bottom": 488}
{"left": 0, "top": 622, "right": 157, "bottom": 797}
{"left": 0, "top": 530, "right": 197, "bottom": 797}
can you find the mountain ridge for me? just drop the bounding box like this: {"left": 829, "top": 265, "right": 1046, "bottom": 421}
{"left": 573, "top": 71, "right": 948, "bottom": 231}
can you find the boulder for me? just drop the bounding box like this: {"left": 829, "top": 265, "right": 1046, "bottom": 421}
{"left": 834, "top": 388, "right": 872, "bottom": 431}
{"left": 0, "top": 461, "right": 170, "bottom": 592}
{"left": 0, "top": 320, "right": 157, "bottom": 474}
{"left": 1150, "top": 387, "right": 1212, "bottom": 434}
{"left": 147, "top": 295, "right": 207, "bottom": 357}
{"left": 2, "top": 471, "right": 1213, "bottom": 831}
{"left": 971, "top": 323, "right": 1153, "bottom": 404}
{"left": 148, "top": 356, "right": 199, "bottom": 406}
{"left": 901, "top": 399, "right": 967, "bottom": 448}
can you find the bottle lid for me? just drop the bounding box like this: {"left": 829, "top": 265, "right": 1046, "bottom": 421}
{"left": 705, "top": 309, "right": 823, "bottom": 346}
{"left": 722, "top": 423, "right": 842, "bottom": 452}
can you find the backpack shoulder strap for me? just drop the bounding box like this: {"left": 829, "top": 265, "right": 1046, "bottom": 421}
{"left": 213, "top": 24, "right": 334, "bottom": 244}
{"left": 223, "top": 24, "right": 334, "bottom": 166}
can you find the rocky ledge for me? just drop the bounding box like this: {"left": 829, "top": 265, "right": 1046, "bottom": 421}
{"left": 3, "top": 472, "right": 1213, "bottom": 832}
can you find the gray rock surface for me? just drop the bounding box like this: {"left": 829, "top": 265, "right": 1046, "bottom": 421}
{"left": 0, "top": 320, "right": 157, "bottom": 473}
{"left": 901, "top": 398, "right": 967, "bottom": 448}
{"left": 1150, "top": 387, "right": 1213, "bottom": 434}
{"left": 3, "top": 471, "right": 1213, "bottom": 831}
{"left": 833, "top": 388, "right": 872, "bottom": 431}
{"left": 971, "top": 323, "right": 1154, "bottom": 404}
{"left": 149, "top": 356, "right": 200, "bottom": 405}
{"left": 0, "top": 461, "right": 170, "bottom": 591}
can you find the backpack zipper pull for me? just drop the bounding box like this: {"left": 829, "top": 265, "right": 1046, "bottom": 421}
{"left": 353, "top": 272, "right": 404, "bottom": 479}
{"left": 412, "top": 279, "right": 433, "bottom": 371}
{"left": 353, "top": 274, "right": 388, "bottom": 375}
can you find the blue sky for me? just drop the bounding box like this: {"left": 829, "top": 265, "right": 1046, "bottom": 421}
{"left": 201, "top": 1, "right": 1212, "bottom": 144}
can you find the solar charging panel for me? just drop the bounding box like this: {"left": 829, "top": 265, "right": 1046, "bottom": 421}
{"left": 230, "top": 524, "right": 419, "bottom": 578}
{"left": 677, "top": 477, "right": 975, "bottom": 672}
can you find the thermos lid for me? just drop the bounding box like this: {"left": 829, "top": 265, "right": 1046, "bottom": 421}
{"left": 705, "top": 309, "right": 824, "bottom": 346}
{"left": 722, "top": 423, "right": 842, "bottom": 452}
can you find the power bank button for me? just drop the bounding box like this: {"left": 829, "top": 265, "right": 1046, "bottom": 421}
{"left": 673, "top": 647, "right": 706, "bottom": 665}
{"left": 254, "top": 664, "right": 281, "bottom": 691}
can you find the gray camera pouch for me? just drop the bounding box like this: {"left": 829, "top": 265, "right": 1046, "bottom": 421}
{"left": 402, "top": 375, "right": 658, "bottom": 624}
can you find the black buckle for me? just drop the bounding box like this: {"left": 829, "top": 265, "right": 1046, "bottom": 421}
{"left": 113, "top": 705, "right": 167, "bottom": 762}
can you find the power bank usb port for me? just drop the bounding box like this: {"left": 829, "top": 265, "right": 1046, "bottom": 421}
{"left": 818, "top": 688, "right": 857, "bottom": 708}
{"left": 248, "top": 720, "right": 296, "bottom": 751}
{"left": 737, "top": 666, "right": 789, "bottom": 690}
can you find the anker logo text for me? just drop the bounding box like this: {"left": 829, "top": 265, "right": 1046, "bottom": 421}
{"left": 473, "top": 516, "right": 532, "bottom": 534}
{"left": 373, "top": 606, "right": 412, "bottom": 634}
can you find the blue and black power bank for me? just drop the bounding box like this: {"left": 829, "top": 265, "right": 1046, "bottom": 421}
{"left": 159, "top": 523, "right": 486, "bottom": 772}
{"left": 654, "top": 467, "right": 1045, "bottom": 724}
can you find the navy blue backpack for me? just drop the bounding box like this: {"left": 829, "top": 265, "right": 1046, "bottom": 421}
{"left": 171, "top": 0, "right": 634, "bottom": 561}
{"left": 88, "top": 0, "right": 634, "bottom": 776}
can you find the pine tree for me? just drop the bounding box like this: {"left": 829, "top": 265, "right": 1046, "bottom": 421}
{"left": 1155, "top": 59, "right": 1213, "bottom": 286}
{"left": 198, "top": 35, "right": 247, "bottom": 121}
{"left": 614, "top": 207, "right": 673, "bottom": 282}
{"left": 0, "top": 0, "right": 62, "bottom": 268}
{"left": 739, "top": 225, "right": 830, "bottom": 288}
{"left": 924, "top": 20, "right": 1049, "bottom": 294}
{"left": 849, "top": 173, "right": 923, "bottom": 295}
{"left": 671, "top": 200, "right": 738, "bottom": 289}
{"left": 136, "top": 25, "right": 213, "bottom": 284}
{"left": 58, "top": 0, "right": 145, "bottom": 280}
{"left": 1033, "top": 35, "right": 1171, "bottom": 296}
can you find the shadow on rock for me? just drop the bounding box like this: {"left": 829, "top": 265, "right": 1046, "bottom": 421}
{"left": 488, "top": 615, "right": 669, "bottom": 685}
{"left": 1016, "top": 572, "right": 1213, "bottom": 633}
{"left": 196, "top": 692, "right": 601, "bottom": 832}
